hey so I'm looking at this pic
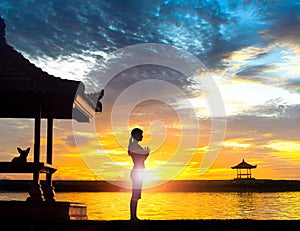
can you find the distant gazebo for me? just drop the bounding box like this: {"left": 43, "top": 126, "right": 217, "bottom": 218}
{"left": 231, "top": 159, "right": 257, "bottom": 180}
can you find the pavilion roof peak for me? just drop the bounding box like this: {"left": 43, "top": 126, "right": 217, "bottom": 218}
{"left": 231, "top": 159, "right": 257, "bottom": 169}
{"left": 0, "top": 15, "right": 7, "bottom": 45}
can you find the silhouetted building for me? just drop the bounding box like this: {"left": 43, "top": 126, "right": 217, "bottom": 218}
{"left": 0, "top": 15, "right": 100, "bottom": 203}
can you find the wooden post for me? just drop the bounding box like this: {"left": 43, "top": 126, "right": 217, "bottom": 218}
{"left": 46, "top": 118, "right": 53, "bottom": 165}
{"left": 34, "top": 116, "right": 40, "bottom": 166}
{"left": 27, "top": 112, "right": 43, "bottom": 202}
{"left": 43, "top": 117, "right": 56, "bottom": 202}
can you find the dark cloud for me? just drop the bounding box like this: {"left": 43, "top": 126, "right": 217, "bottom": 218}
{"left": 226, "top": 104, "right": 300, "bottom": 143}
{"left": 236, "top": 64, "right": 272, "bottom": 82}
{"left": 284, "top": 78, "right": 300, "bottom": 94}
{"left": 262, "top": 1, "right": 300, "bottom": 44}
{"left": 0, "top": 0, "right": 276, "bottom": 69}
{"left": 88, "top": 64, "right": 194, "bottom": 106}
{"left": 235, "top": 63, "right": 300, "bottom": 93}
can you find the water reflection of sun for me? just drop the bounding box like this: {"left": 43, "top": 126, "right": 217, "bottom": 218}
{"left": 139, "top": 171, "right": 160, "bottom": 182}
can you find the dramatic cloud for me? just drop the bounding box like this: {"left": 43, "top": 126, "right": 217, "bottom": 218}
{"left": 0, "top": 0, "right": 293, "bottom": 66}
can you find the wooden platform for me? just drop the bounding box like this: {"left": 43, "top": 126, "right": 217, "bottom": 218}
{"left": 0, "top": 201, "right": 87, "bottom": 222}
{"left": 0, "top": 162, "right": 57, "bottom": 174}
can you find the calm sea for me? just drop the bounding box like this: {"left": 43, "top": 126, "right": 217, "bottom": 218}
{"left": 1, "top": 191, "right": 300, "bottom": 220}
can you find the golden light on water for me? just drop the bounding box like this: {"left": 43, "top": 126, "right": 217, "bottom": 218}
{"left": 50, "top": 192, "right": 300, "bottom": 220}
{"left": 2, "top": 191, "right": 300, "bottom": 220}
{"left": 0, "top": 192, "right": 300, "bottom": 220}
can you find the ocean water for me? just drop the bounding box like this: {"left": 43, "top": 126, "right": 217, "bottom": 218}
{"left": 1, "top": 191, "right": 300, "bottom": 220}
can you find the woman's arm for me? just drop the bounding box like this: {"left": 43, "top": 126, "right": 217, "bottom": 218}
{"left": 128, "top": 142, "right": 150, "bottom": 155}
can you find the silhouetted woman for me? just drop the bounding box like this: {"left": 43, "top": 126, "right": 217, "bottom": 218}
{"left": 128, "top": 128, "right": 150, "bottom": 221}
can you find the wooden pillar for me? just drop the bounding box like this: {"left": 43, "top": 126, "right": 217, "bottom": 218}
{"left": 46, "top": 118, "right": 53, "bottom": 165}
{"left": 27, "top": 112, "right": 43, "bottom": 202}
{"left": 34, "top": 116, "right": 41, "bottom": 168}
{"left": 43, "top": 118, "right": 56, "bottom": 202}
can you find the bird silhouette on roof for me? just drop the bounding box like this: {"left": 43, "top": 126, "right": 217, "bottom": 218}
{"left": 95, "top": 89, "right": 104, "bottom": 112}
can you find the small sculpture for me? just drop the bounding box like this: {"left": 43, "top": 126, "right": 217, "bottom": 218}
{"left": 95, "top": 89, "right": 104, "bottom": 112}
{"left": 11, "top": 147, "right": 30, "bottom": 165}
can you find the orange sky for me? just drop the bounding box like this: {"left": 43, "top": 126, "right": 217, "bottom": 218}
{"left": 0, "top": 59, "right": 300, "bottom": 182}
{"left": 0, "top": 87, "right": 299, "bottom": 182}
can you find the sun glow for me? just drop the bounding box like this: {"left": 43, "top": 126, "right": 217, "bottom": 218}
{"left": 139, "top": 171, "right": 160, "bottom": 182}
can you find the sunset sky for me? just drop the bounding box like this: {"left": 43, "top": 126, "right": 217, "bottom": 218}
{"left": 0, "top": 0, "right": 299, "bottom": 183}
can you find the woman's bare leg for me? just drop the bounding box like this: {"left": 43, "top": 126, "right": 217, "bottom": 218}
{"left": 130, "top": 198, "right": 139, "bottom": 221}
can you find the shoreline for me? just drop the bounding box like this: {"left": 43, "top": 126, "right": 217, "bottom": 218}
{"left": 0, "top": 179, "right": 300, "bottom": 192}
{"left": 1, "top": 218, "right": 299, "bottom": 231}
{"left": 1, "top": 180, "right": 299, "bottom": 230}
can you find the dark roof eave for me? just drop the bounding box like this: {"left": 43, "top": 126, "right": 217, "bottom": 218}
{"left": 231, "top": 165, "right": 257, "bottom": 169}
{"left": 0, "top": 40, "right": 96, "bottom": 121}
{"left": 73, "top": 93, "right": 95, "bottom": 122}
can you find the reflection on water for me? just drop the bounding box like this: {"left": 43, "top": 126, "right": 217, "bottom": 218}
{"left": 1, "top": 192, "right": 300, "bottom": 220}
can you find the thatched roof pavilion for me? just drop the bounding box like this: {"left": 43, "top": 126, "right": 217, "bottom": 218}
{"left": 231, "top": 159, "right": 257, "bottom": 180}
{"left": 0, "top": 16, "right": 101, "bottom": 203}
